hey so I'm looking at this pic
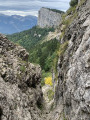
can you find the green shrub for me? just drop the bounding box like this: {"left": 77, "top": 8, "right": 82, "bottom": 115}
{"left": 61, "top": 5, "right": 78, "bottom": 35}
{"left": 46, "top": 8, "right": 64, "bottom": 14}
{"left": 41, "top": 79, "right": 45, "bottom": 87}
{"left": 20, "top": 65, "right": 26, "bottom": 72}
{"left": 66, "top": 5, "right": 77, "bottom": 15}
{"left": 70, "top": 0, "right": 78, "bottom": 7}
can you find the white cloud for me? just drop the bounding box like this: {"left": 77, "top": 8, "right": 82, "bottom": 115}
{"left": 0, "top": 0, "right": 71, "bottom": 16}
{"left": 0, "top": 10, "right": 38, "bottom": 16}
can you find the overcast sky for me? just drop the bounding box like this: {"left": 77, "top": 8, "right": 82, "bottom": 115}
{"left": 0, "top": 0, "right": 71, "bottom": 16}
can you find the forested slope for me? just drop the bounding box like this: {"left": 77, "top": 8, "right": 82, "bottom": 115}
{"left": 7, "top": 26, "right": 59, "bottom": 72}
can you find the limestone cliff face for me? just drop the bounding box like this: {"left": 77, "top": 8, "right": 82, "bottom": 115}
{"left": 47, "top": 0, "right": 90, "bottom": 120}
{"left": 38, "top": 7, "right": 62, "bottom": 28}
{"left": 0, "top": 34, "right": 43, "bottom": 120}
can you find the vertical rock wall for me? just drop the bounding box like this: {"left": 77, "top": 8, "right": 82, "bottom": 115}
{"left": 38, "top": 8, "right": 62, "bottom": 28}
{"left": 44, "top": 0, "right": 90, "bottom": 120}
{"left": 55, "top": 0, "right": 90, "bottom": 120}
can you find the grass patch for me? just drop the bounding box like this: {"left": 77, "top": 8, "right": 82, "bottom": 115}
{"left": 63, "top": 113, "right": 68, "bottom": 120}
{"left": 62, "top": 5, "right": 77, "bottom": 20}
{"left": 60, "top": 31, "right": 65, "bottom": 39}
{"left": 57, "top": 41, "right": 68, "bottom": 57}
{"left": 53, "top": 53, "right": 58, "bottom": 79}
{"left": 78, "top": 0, "right": 86, "bottom": 7}
{"left": 60, "top": 5, "right": 78, "bottom": 40}
{"left": 61, "top": 5, "right": 78, "bottom": 35}
{"left": 47, "top": 89, "right": 54, "bottom": 101}
{"left": 0, "top": 54, "right": 2, "bottom": 57}
{"left": 20, "top": 65, "right": 26, "bottom": 72}
{"left": 50, "top": 102, "right": 54, "bottom": 111}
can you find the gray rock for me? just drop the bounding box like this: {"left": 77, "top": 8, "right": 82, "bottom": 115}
{"left": 49, "top": 0, "right": 90, "bottom": 120}
{"left": 38, "top": 7, "right": 62, "bottom": 28}
{"left": 0, "top": 34, "right": 44, "bottom": 120}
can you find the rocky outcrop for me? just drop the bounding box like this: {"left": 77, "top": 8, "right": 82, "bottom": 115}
{"left": 38, "top": 7, "right": 62, "bottom": 28}
{"left": 47, "top": 0, "right": 90, "bottom": 120}
{"left": 0, "top": 34, "right": 43, "bottom": 120}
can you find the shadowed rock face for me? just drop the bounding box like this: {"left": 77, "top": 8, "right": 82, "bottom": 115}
{"left": 38, "top": 8, "right": 62, "bottom": 28}
{"left": 0, "top": 107, "right": 3, "bottom": 120}
{"left": 0, "top": 34, "right": 43, "bottom": 120}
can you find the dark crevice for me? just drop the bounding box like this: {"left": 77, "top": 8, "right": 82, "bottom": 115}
{"left": 1, "top": 73, "right": 6, "bottom": 79}
{"left": 0, "top": 107, "right": 3, "bottom": 120}
{"left": 36, "top": 97, "right": 43, "bottom": 110}
{"left": 68, "top": 34, "right": 71, "bottom": 40}
{"left": 26, "top": 79, "right": 36, "bottom": 88}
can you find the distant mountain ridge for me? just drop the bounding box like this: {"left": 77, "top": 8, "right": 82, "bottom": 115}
{"left": 0, "top": 14, "right": 37, "bottom": 34}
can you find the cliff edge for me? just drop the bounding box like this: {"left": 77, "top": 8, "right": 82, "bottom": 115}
{"left": 38, "top": 7, "right": 63, "bottom": 28}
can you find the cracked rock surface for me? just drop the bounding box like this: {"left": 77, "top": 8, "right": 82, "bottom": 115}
{"left": 0, "top": 34, "right": 43, "bottom": 120}
{"left": 47, "top": 0, "right": 90, "bottom": 120}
